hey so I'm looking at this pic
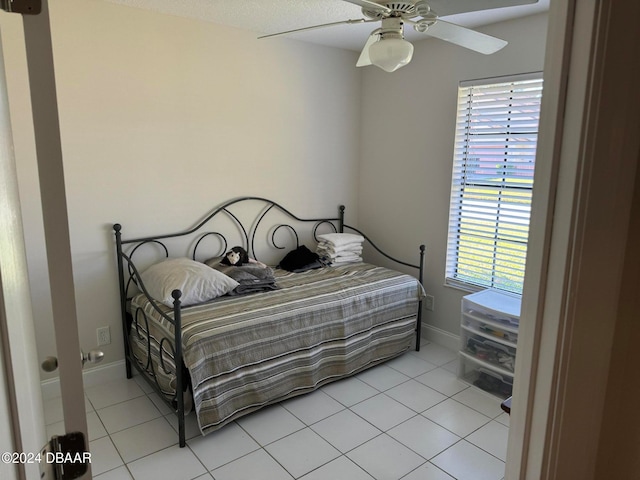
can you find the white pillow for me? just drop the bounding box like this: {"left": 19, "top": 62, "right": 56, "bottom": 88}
{"left": 140, "top": 258, "right": 239, "bottom": 307}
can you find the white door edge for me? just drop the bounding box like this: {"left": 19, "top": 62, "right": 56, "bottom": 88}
{"left": 0, "top": 27, "right": 46, "bottom": 480}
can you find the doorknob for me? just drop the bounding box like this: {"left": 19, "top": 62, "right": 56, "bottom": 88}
{"left": 41, "top": 349, "right": 105, "bottom": 373}
{"left": 41, "top": 356, "right": 59, "bottom": 372}
{"left": 81, "top": 349, "right": 104, "bottom": 366}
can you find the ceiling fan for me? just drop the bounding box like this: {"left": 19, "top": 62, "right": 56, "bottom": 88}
{"left": 259, "top": 0, "right": 536, "bottom": 72}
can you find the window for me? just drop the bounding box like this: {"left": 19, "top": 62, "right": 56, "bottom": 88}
{"left": 445, "top": 73, "right": 543, "bottom": 294}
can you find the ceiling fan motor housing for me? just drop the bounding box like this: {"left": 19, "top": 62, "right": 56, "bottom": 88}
{"left": 362, "top": 1, "right": 417, "bottom": 19}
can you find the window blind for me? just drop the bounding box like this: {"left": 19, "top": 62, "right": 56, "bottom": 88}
{"left": 445, "top": 74, "right": 543, "bottom": 294}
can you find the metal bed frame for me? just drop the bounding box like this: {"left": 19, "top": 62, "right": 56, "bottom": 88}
{"left": 113, "top": 197, "right": 425, "bottom": 447}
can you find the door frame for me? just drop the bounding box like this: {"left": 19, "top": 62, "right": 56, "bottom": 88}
{"left": 21, "top": 0, "right": 88, "bottom": 442}
{"left": 508, "top": 0, "right": 640, "bottom": 478}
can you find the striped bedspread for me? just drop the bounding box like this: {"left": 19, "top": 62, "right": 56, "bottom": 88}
{"left": 129, "top": 263, "right": 425, "bottom": 435}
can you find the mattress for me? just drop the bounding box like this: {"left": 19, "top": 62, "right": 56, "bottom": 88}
{"left": 129, "top": 262, "right": 424, "bottom": 435}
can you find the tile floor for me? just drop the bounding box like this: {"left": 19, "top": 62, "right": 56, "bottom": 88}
{"left": 44, "top": 340, "right": 510, "bottom": 480}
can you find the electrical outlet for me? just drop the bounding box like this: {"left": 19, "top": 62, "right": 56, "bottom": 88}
{"left": 97, "top": 326, "right": 111, "bottom": 346}
{"left": 425, "top": 294, "right": 435, "bottom": 311}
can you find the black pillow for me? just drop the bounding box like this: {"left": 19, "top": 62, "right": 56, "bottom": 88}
{"left": 278, "top": 245, "right": 321, "bottom": 272}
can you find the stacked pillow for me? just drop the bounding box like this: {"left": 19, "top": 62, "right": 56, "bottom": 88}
{"left": 316, "top": 233, "right": 364, "bottom": 265}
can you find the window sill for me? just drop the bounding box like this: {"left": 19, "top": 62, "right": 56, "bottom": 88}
{"left": 443, "top": 279, "right": 522, "bottom": 297}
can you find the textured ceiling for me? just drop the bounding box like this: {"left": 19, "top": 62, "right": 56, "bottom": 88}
{"left": 101, "top": 0, "right": 550, "bottom": 51}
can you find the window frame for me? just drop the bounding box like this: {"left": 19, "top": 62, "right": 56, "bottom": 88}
{"left": 445, "top": 72, "right": 543, "bottom": 295}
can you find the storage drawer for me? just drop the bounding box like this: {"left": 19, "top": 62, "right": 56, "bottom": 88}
{"left": 462, "top": 331, "right": 516, "bottom": 372}
{"left": 462, "top": 289, "right": 521, "bottom": 328}
{"left": 459, "top": 353, "right": 513, "bottom": 399}
{"left": 462, "top": 313, "right": 518, "bottom": 345}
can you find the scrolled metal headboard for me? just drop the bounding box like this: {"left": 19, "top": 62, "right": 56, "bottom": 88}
{"left": 117, "top": 199, "right": 338, "bottom": 278}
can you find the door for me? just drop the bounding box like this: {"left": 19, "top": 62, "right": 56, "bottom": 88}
{"left": 0, "top": 0, "right": 90, "bottom": 478}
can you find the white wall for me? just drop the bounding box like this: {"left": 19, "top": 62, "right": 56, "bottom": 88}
{"left": 2, "top": 0, "right": 362, "bottom": 378}
{"left": 358, "top": 13, "right": 548, "bottom": 338}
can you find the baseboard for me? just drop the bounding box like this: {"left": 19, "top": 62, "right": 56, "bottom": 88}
{"left": 40, "top": 359, "right": 127, "bottom": 400}
{"left": 421, "top": 324, "right": 460, "bottom": 352}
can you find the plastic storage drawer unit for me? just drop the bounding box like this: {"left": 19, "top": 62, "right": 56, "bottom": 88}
{"left": 458, "top": 289, "right": 521, "bottom": 398}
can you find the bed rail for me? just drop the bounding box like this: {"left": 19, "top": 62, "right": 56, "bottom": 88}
{"left": 113, "top": 196, "right": 425, "bottom": 448}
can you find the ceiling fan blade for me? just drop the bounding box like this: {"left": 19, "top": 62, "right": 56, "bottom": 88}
{"left": 356, "top": 32, "right": 380, "bottom": 67}
{"left": 341, "top": 0, "right": 392, "bottom": 14}
{"left": 422, "top": 20, "right": 507, "bottom": 54}
{"left": 258, "top": 18, "right": 367, "bottom": 39}
{"left": 428, "top": 0, "right": 539, "bottom": 17}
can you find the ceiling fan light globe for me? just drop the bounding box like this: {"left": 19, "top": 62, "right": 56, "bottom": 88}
{"left": 369, "top": 38, "right": 414, "bottom": 72}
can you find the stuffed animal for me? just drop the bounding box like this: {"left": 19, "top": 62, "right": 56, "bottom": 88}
{"left": 221, "top": 246, "right": 267, "bottom": 268}
{"left": 221, "top": 246, "right": 249, "bottom": 266}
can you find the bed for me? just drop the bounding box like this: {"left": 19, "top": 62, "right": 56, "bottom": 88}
{"left": 113, "top": 197, "right": 425, "bottom": 447}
